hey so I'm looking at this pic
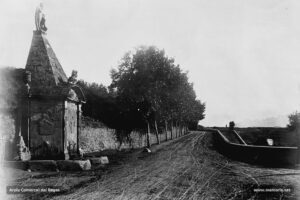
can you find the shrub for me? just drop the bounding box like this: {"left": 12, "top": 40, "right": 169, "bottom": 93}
{"left": 287, "top": 111, "right": 300, "bottom": 130}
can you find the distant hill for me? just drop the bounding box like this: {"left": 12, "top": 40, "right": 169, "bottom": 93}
{"left": 236, "top": 115, "right": 289, "bottom": 127}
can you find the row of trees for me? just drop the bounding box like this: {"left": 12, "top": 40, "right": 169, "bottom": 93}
{"left": 78, "top": 46, "right": 205, "bottom": 147}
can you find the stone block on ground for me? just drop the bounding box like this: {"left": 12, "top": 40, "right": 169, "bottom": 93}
{"left": 143, "top": 148, "right": 151, "bottom": 153}
{"left": 89, "top": 156, "right": 109, "bottom": 165}
{"left": 57, "top": 160, "right": 91, "bottom": 171}
{"left": 17, "top": 136, "right": 31, "bottom": 161}
{"left": 3, "top": 161, "right": 28, "bottom": 170}
{"left": 28, "top": 160, "right": 58, "bottom": 171}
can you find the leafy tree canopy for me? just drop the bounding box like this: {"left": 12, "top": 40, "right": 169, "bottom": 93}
{"left": 110, "top": 46, "right": 205, "bottom": 129}
{"left": 287, "top": 111, "right": 300, "bottom": 130}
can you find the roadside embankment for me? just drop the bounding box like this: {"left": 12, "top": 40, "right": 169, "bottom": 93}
{"left": 207, "top": 128, "right": 299, "bottom": 166}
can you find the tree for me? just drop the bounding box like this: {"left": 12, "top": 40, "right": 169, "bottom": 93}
{"left": 288, "top": 111, "right": 300, "bottom": 163}
{"left": 110, "top": 46, "right": 170, "bottom": 146}
{"left": 287, "top": 111, "right": 300, "bottom": 130}
{"left": 78, "top": 78, "right": 147, "bottom": 147}
{"left": 77, "top": 80, "right": 117, "bottom": 127}
{"left": 110, "top": 46, "right": 205, "bottom": 146}
{"left": 229, "top": 121, "right": 235, "bottom": 130}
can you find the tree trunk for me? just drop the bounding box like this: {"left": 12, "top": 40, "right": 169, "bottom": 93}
{"left": 165, "top": 120, "right": 168, "bottom": 141}
{"left": 297, "top": 127, "right": 300, "bottom": 164}
{"left": 160, "top": 130, "right": 161, "bottom": 142}
{"left": 175, "top": 121, "right": 178, "bottom": 138}
{"left": 180, "top": 125, "right": 183, "bottom": 136}
{"left": 177, "top": 122, "right": 179, "bottom": 137}
{"left": 170, "top": 121, "right": 173, "bottom": 139}
{"left": 154, "top": 120, "right": 160, "bottom": 144}
{"left": 146, "top": 121, "right": 151, "bottom": 148}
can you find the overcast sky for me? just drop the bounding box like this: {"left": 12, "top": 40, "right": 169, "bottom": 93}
{"left": 1, "top": 0, "right": 300, "bottom": 126}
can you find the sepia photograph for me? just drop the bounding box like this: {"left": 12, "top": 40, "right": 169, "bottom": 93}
{"left": 0, "top": 0, "right": 299, "bottom": 199}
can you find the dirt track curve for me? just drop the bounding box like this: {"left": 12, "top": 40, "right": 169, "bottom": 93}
{"left": 7, "top": 131, "right": 300, "bottom": 200}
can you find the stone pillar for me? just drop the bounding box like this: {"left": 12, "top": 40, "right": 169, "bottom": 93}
{"left": 63, "top": 100, "right": 69, "bottom": 160}
{"left": 77, "top": 103, "right": 82, "bottom": 154}
{"left": 27, "top": 93, "right": 31, "bottom": 150}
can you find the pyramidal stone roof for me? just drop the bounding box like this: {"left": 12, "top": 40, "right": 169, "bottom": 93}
{"left": 25, "top": 31, "right": 68, "bottom": 88}
{"left": 25, "top": 31, "right": 86, "bottom": 102}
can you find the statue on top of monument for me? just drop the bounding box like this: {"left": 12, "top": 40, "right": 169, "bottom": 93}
{"left": 35, "top": 3, "right": 47, "bottom": 32}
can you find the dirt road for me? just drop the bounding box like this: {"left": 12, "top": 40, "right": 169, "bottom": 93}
{"left": 7, "top": 131, "right": 300, "bottom": 199}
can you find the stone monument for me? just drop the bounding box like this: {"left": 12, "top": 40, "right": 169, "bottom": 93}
{"left": 20, "top": 4, "right": 86, "bottom": 160}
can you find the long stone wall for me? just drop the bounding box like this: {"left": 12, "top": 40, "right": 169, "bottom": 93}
{"left": 2, "top": 113, "right": 184, "bottom": 158}
{"left": 79, "top": 118, "right": 180, "bottom": 153}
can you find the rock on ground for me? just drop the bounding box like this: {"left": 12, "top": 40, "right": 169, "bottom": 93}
{"left": 89, "top": 156, "right": 109, "bottom": 165}
{"left": 57, "top": 160, "right": 91, "bottom": 171}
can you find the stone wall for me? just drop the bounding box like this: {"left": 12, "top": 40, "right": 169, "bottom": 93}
{"left": 3, "top": 110, "right": 183, "bottom": 158}
{"left": 0, "top": 114, "right": 16, "bottom": 160}
{"left": 80, "top": 125, "right": 117, "bottom": 153}
{"left": 79, "top": 118, "right": 178, "bottom": 153}
{"left": 29, "top": 99, "right": 64, "bottom": 159}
